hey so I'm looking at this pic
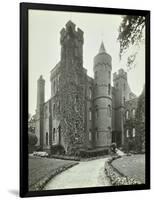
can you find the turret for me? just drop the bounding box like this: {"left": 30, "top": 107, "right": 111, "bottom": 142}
{"left": 36, "top": 75, "right": 45, "bottom": 149}
{"left": 93, "top": 41, "right": 112, "bottom": 149}
{"left": 37, "top": 75, "right": 45, "bottom": 110}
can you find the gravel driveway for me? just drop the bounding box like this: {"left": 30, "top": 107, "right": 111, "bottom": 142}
{"left": 44, "top": 157, "right": 111, "bottom": 190}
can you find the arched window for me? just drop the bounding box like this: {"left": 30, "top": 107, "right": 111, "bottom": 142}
{"left": 108, "top": 84, "right": 111, "bottom": 95}
{"left": 53, "top": 128, "right": 56, "bottom": 141}
{"left": 108, "top": 105, "right": 111, "bottom": 117}
{"left": 53, "top": 104, "right": 56, "bottom": 118}
{"left": 132, "top": 109, "right": 136, "bottom": 118}
{"left": 89, "top": 129, "right": 92, "bottom": 141}
{"left": 132, "top": 128, "right": 136, "bottom": 137}
{"left": 89, "top": 108, "right": 92, "bottom": 120}
{"left": 126, "top": 110, "right": 129, "bottom": 120}
{"left": 46, "top": 132, "right": 49, "bottom": 145}
{"left": 126, "top": 129, "right": 129, "bottom": 138}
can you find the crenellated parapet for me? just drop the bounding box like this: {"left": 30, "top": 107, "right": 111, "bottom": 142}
{"left": 113, "top": 68, "right": 127, "bottom": 82}
{"left": 60, "top": 20, "right": 84, "bottom": 45}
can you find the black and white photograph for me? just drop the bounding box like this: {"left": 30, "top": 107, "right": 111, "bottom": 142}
{"left": 20, "top": 3, "right": 150, "bottom": 197}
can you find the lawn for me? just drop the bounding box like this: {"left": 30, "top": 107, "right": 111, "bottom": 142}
{"left": 111, "top": 154, "right": 145, "bottom": 183}
{"left": 29, "top": 156, "right": 77, "bottom": 190}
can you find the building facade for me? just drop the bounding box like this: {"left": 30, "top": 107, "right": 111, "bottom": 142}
{"left": 31, "top": 21, "right": 143, "bottom": 155}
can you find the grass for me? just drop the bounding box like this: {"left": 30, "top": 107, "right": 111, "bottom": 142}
{"left": 111, "top": 154, "right": 145, "bottom": 183}
{"left": 29, "top": 156, "right": 78, "bottom": 190}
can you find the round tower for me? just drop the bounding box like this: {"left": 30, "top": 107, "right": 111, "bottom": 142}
{"left": 93, "top": 41, "right": 112, "bottom": 149}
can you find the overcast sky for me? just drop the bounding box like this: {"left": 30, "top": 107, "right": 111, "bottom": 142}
{"left": 29, "top": 10, "right": 145, "bottom": 115}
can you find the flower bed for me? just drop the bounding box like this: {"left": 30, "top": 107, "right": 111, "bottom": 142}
{"left": 105, "top": 156, "right": 141, "bottom": 186}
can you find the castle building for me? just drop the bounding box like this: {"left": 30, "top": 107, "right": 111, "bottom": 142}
{"left": 32, "top": 21, "right": 139, "bottom": 155}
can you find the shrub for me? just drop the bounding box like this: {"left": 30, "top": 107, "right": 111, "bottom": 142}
{"left": 28, "top": 133, "right": 38, "bottom": 146}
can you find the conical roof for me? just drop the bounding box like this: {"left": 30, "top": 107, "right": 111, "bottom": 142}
{"left": 99, "top": 41, "right": 106, "bottom": 54}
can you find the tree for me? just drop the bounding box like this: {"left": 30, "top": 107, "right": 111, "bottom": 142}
{"left": 118, "top": 15, "right": 145, "bottom": 69}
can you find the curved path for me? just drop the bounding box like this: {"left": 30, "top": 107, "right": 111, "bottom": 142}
{"left": 44, "top": 157, "right": 111, "bottom": 190}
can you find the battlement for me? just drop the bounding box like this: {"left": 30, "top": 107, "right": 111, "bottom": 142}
{"left": 60, "top": 20, "right": 84, "bottom": 44}
{"left": 113, "top": 68, "right": 127, "bottom": 81}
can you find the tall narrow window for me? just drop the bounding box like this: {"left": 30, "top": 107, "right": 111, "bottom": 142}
{"left": 132, "top": 128, "right": 136, "bottom": 137}
{"left": 95, "top": 106, "right": 98, "bottom": 119}
{"left": 108, "top": 84, "right": 111, "bottom": 95}
{"left": 108, "top": 105, "right": 111, "bottom": 117}
{"left": 126, "top": 129, "right": 129, "bottom": 138}
{"left": 53, "top": 128, "right": 56, "bottom": 141}
{"left": 74, "top": 95, "right": 79, "bottom": 112}
{"left": 89, "top": 87, "right": 92, "bottom": 99}
{"left": 132, "top": 109, "right": 136, "bottom": 118}
{"left": 108, "top": 71, "right": 111, "bottom": 79}
{"left": 53, "top": 79, "right": 56, "bottom": 94}
{"left": 89, "top": 108, "right": 92, "bottom": 120}
{"left": 46, "top": 132, "right": 49, "bottom": 145}
{"left": 95, "top": 71, "right": 98, "bottom": 79}
{"left": 53, "top": 104, "right": 56, "bottom": 118}
{"left": 95, "top": 128, "right": 98, "bottom": 140}
{"left": 126, "top": 110, "right": 129, "bottom": 120}
{"left": 89, "top": 130, "right": 92, "bottom": 141}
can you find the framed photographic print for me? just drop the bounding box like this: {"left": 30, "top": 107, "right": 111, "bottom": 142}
{"left": 20, "top": 2, "right": 150, "bottom": 197}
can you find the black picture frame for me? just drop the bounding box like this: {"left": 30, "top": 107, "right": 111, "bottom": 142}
{"left": 20, "top": 2, "right": 150, "bottom": 198}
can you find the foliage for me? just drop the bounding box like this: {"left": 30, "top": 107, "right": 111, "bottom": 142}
{"left": 110, "top": 143, "right": 117, "bottom": 153}
{"left": 118, "top": 15, "right": 145, "bottom": 68}
{"left": 28, "top": 133, "right": 38, "bottom": 146}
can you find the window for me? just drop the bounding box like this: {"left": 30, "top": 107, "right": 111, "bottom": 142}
{"left": 89, "top": 130, "right": 92, "bottom": 141}
{"left": 53, "top": 128, "right": 56, "bottom": 141}
{"left": 57, "top": 101, "right": 60, "bottom": 113}
{"left": 132, "top": 128, "right": 136, "bottom": 137}
{"left": 46, "top": 132, "right": 49, "bottom": 145}
{"left": 126, "top": 129, "right": 129, "bottom": 138}
{"left": 53, "top": 104, "right": 56, "bottom": 118}
{"left": 132, "top": 109, "right": 136, "bottom": 118}
{"left": 57, "top": 75, "right": 60, "bottom": 91}
{"left": 123, "top": 97, "right": 125, "bottom": 104}
{"left": 89, "top": 87, "right": 92, "bottom": 99}
{"left": 95, "top": 106, "right": 98, "bottom": 119}
{"left": 89, "top": 108, "right": 92, "bottom": 120}
{"left": 126, "top": 110, "right": 129, "bottom": 120}
{"left": 53, "top": 79, "right": 56, "bottom": 94}
{"left": 108, "top": 84, "right": 111, "bottom": 95}
{"left": 109, "top": 71, "right": 111, "bottom": 79}
{"left": 108, "top": 105, "right": 111, "bottom": 117}
{"left": 95, "top": 128, "right": 98, "bottom": 140}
